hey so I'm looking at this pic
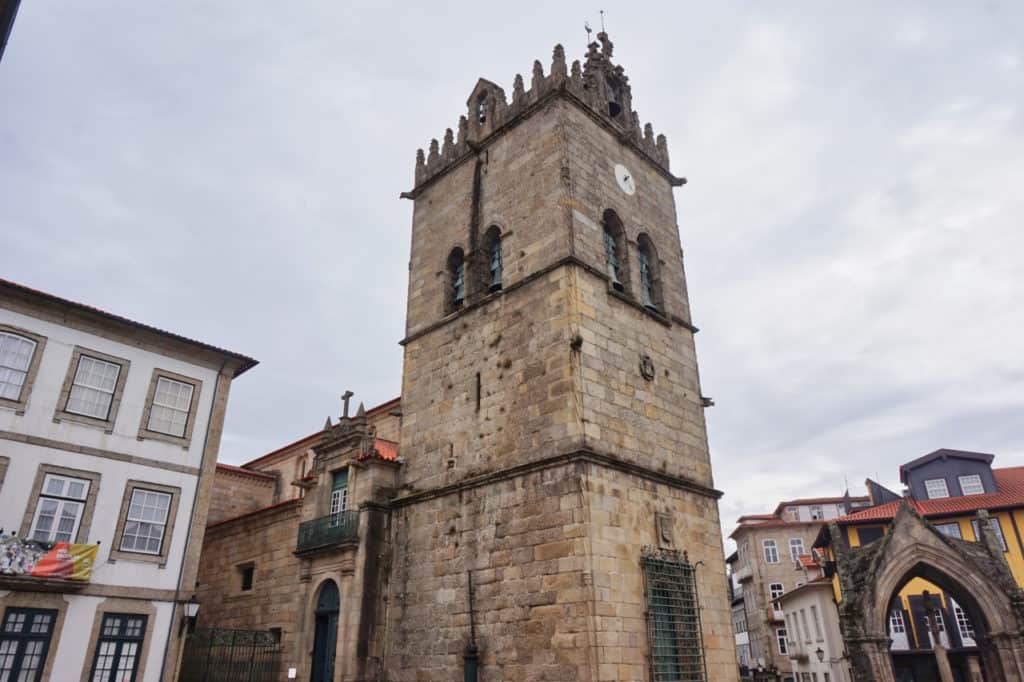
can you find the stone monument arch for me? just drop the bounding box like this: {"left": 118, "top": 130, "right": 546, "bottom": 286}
{"left": 830, "top": 503, "right": 1024, "bottom": 682}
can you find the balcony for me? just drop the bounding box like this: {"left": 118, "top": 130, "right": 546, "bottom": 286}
{"left": 295, "top": 511, "right": 359, "bottom": 555}
{"left": 733, "top": 563, "right": 753, "bottom": 582}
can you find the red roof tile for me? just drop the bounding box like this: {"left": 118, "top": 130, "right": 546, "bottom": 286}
{"left": 371, "top": 439, "right": 399, "bottom": 462}
{"left": 840, "top": 466, "right": 1024, "bottom": 523}
{"left": 797, "top": 554, "right": 819, "bottom": 569}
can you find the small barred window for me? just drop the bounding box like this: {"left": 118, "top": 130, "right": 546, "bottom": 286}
{"left": 641, "top": 548, "right": 706, "bottom": 682}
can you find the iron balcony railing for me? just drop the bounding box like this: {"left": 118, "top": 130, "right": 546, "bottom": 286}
{"left": 296, "top": 511, "right": 359, "bottom": 554}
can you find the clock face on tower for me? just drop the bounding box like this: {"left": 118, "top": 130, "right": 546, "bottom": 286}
{"left": 614, "top": 163, "right": 636, "bottom": 195}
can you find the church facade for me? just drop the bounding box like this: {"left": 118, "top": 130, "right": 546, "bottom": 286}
{"left": 193, "top": 34, "right": 737, "bottom": 682}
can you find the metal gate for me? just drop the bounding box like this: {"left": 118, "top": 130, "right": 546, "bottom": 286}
{"left": 179, "top": 628, "right": 282, "bottom": 682}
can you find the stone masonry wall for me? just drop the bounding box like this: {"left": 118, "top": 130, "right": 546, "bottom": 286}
{"left": 206, "top": 469, "right": 277, "bottom": 524}
{"left": 399, "top": 265, "right": 581, "bottom": 491}
{"left": 194, "top": 502, "right": 303, "bottom": 680}
{"left": 385, "top": 462, "right": 592, "bottom": 682}
{"left": 404, "top": 97, "right": 570, "bottom": 340}
{"left": 581, "top": 463, "right": 737, "bottom": 682}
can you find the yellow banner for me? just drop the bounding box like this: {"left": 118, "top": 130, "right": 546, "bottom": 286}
{"left": 0, "top": 537, "right": 97, "bottom": 582}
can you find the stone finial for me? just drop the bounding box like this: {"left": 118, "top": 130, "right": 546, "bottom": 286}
{"left": 428, "top": 138, "right": 440, "bottom": 166}
{"left": 442, "top": 128, "right": 455, "bottom": 159}
{"left": 643, "top": 123, "right": 655, "bottom": 147}
{"left": 512, "top": 74, "right": 525, "bottom": 103}
{"left": 324, "top": 416, "right": 333, "bottom": 430}
{"left": 597, "top": 32, "right": 614, "bottom": 57}
{"left": 551, "top": 44, "right": 567, "bottom": 80}
{"left": 630, "top": 112, "right": 641, "bottom": 136}
{"left": 415, "top": 148, "right": 426, "bottom": 183}
{"left": 656, "top": 134, "right": 670, "bottom": 165}
{"left": 457, "top": 115, "right": 468, "bottom": 145}
{"left": 355, "top": 402, "right": 366, "bottom": 417}
{"left": 570, "top": 60, "right": 581, "bottom": 82}
{"left": 531, "top": 60, "right": 545, "bottom": 93}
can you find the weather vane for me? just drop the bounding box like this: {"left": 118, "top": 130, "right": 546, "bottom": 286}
{"left": 600, "top": 9, "right": 606, "bottom": 32}
{"left": 584, "top": 20, "right": 592, "bottom": 44}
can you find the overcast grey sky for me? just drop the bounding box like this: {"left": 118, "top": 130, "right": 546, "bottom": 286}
{"left": 3, "top": 1, "right": 1022, "bottom": 536}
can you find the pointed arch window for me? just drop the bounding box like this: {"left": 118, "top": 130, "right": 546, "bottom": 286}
{"left": 637, "top": 233, "right": 663, "bottom": 311}
{"left": 446, "top": 248, "right": 466, "bottom": 312}
{"left": 484, "top": 226, "right": 502, "bottom": 292}
{"left": 602, "top": 210, "right": 629, "bottom": 293}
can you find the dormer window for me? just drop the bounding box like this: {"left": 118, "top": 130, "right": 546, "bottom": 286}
{"left": 958, "top": 474, "right": 984, "bottom": 496}
{"left": 809, "top": 505, "right": 824, "bottom": 520}
{"left": 925, "top": 478, "right": 950, "bottom": 499}
{"left": 476, "top": 93, "right": 487, "bottom": 124}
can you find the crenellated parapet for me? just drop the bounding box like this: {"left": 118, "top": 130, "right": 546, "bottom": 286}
{"left": 411, "top": 32, "right": 676, "bottom": 191}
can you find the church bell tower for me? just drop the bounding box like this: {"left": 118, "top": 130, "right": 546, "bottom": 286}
{"left": 386, "top": 33, "right": 738, "bottom": 682}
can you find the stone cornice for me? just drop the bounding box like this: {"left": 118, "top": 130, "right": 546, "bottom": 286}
{"left": 390, "top": 448, "right": 722, "bottom": 509}
{"left": 399, "top": 255, "right": 698, "bottom": 346}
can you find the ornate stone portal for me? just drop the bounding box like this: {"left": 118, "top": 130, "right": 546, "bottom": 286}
{"left": 829, "top": 504, "right": 1024, "bottom": 682}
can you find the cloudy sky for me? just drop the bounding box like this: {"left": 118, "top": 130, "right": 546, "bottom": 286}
{"left": 3, "top": 1, "right": 1022, "bottom": 541}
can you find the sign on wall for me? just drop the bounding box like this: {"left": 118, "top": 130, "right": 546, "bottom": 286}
{"left": 0, "top": 535, "right": 97, "bottom": 581}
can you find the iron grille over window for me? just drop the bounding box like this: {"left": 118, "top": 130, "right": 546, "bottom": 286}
{"left": 641, "top": 548, "right": 706, "bottom": 682}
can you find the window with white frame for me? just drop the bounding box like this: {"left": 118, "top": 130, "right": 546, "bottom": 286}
{"left": 146, "top": 376, "right": 194, "bottom": 437}
{"left": 776, "top": 628, "right": 788, "bottom": 655}
{"left": 951, "top": 600, "right": 976, "bottom": 646}
{"left": 924, "top": 478, "right": 950, "bottom": 499}
{"left": 958, "top": 474, "right": 985, "bottom": 496}
{"left": 935, "top": 522, "right": 962, "bottom": 539}
{"left": 66, "top": 355, "right": 121, "bottom": 420}
{"left": 889, "top": 610, "right": 906, "bottom": 634}
{"left": 30, "top": 474, "right": 90, "bottom": 543}
{"left": 770, "top": 577, "right": 782, "bottom": 610}
{"left": 809, "top": 505, "right": 824, "bottom": 520}
{"left": 0, "top": 332, "right": 37, "bottom": 401}
{"left": 763, "top": 539, "right": 779, "bottom": 564}
{"left": 972, "top": 517, "right": 1008, "bottom": 551}
{"left": 789, "top": 538, "right": 805, "bottom": 561}
{"left": 119, "top": 489, "right": 171, "bottom": 554}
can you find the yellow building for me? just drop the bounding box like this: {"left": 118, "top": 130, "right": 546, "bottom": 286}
{"left": 815, "top": 449, "right": 1024, "bottom": 682}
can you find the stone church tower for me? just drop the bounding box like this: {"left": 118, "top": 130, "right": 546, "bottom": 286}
{"left": 388, "top": 33, "right": 738, "bottom": 682}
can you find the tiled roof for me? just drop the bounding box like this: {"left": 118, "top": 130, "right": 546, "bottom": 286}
{"left": 241, "top": 397, "right": 401, "bottom": 468}
{"left": 356, "top": 438, "right": 399, "bottom": 462}
{"left": 0, "top": 278, "right": 257, "bottom": 376}
{"left": 840, "top": 466, "right": 1024, "bottom": 523}
{"left": 216, "top": 463, "right": 276, "bottom": 480}
{"left": 797, "top": 554, "right": 819, "bottom": 569}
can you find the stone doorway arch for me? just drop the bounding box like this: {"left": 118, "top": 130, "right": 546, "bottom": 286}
{"left": 829, "top": 504, "right": 1024, "bottom": 682}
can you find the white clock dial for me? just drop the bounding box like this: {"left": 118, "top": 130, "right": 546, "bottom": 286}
{"left": 614, "top": 163, "right": 636, "bottom": 195}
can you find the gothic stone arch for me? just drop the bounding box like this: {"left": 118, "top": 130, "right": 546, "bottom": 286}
{"left": 830, "top": 502, "right": 1024, "bottom": 682}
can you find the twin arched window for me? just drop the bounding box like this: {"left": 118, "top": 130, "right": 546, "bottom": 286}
{"left": 445, "top": 227, "right": 503, "bottom": 313}
{"left": 603, "top": 210, "right": 663, "bottom": 311}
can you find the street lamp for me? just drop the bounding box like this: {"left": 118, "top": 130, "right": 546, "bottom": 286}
{"left": 816, "top": 647, "right": 825, "bottom": 663}
{"left": 179, "top": 596, "right": 200, "bottom": 637}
